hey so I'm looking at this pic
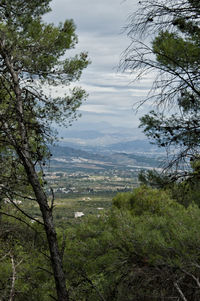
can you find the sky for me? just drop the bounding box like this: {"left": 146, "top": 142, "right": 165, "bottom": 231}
{"left": 44, "top": 0, "right": 154, "bottom": 143}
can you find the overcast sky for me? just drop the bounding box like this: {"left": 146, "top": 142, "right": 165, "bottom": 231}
{"left": 44, "top": 0, "right": 153, "bottom": 134}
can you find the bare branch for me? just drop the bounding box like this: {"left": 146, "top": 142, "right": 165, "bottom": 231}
{"left": 9, "top": 253, "right": 23, "bottom": 301}
{"left": 49, "top": 295, "right": 58, "bottom": 301}
{"left": 4, "top": 195, "right": 44, "bottom": 226}
{"left": 9, "top": 254, "right": 16, "bottom": 301}
{"left": 174, "top": 282, "right": 188, "bottom": 301}
{"left": 77, "top": 268, "right": 106, "bottom": 301}
{"left": 181, "top": 268, "right": 200, "bottom": 289}
{"left": 0, "top": 211, "right": 38, "bottom": 233}
{"left": 37, "top": 266, "right": 53, "bottom": 276}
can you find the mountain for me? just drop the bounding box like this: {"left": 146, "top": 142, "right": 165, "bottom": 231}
{"left": 50, "top": 145, "right": 107, "bottom": 160}
{"left": 49, "top": 145, "right": 164, "bottom": 172}
{"left": 58, "top": 123, "right": 148, "bottom": 152}
{"left": 58, "top": 138, "right": 163, "bottom": 155}
{"left": 60, "top": 130, "right": 105, "bottom": 140}
{"left": 57, "top": 122, "right": 165, "bottom": 154}
{"left": 106, "top": 140, "right": 161, "bottom": 154}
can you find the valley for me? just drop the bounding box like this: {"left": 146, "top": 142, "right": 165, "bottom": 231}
{"left": 46, "top": 144, "right": 164, "bottom": 196}
{"left": 6, "top": 143, "right": 164, "bottom": 227}
{"left": 27, "top": 144, "right": 165, "bottom": 226}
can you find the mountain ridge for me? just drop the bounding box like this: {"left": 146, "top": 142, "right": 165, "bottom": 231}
{"left": 49, "top": 144, "right": 164, "bottom": 171}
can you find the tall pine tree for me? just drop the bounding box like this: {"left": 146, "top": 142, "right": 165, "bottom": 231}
{"left": 123, "top": 0, "right": 200, "bottom": 171}
{"left": 0, "top": 1, "right": 89, "bottom": 300}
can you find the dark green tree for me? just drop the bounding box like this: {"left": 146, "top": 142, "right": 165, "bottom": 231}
{"left": 63, "top": 186, "right": 200, "bottom": 300}
{"left": 122, "top": 0, "right": 200, "bottom": 171}
{"left": 0, "top": 1, "right": 89, "bottom": 300}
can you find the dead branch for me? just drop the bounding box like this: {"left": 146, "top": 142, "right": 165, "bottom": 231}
{"left": 174, "top": 282, "right": 188, "bottom": 301}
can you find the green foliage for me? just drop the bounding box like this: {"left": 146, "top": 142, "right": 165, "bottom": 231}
{"left": 0, "top": 0, "right": 90, "bottom": 161}
{"left": 63, "top": 186, "right": 200, "bottom": 300}
{"left": 112, "top": 185, "right": 179, "bottom": 215}
{"left": 137, "top": 161, "right": 200, "bottom": 208}
{"left": 152, "top": 30, "right": 200, "bottom": 70}
{"left": 0, "top": 0, "right": 90, "bottom": 211}
{"left": 0, "top": 0, "right": 90, "bottom": 206}
{"left": 139, "top": 108, "right": 200, "bottom": 151}
{"left": 0, "top": 1, "right": 89, "bottom": 299}
{"left": 170, "top": 166, "right": 200, "bottom": 208}
{"left": 123, "top": 0, "right": 200, "bottom": 168}
{"left": 0, "top": 215, "right": 55, "bottom": 300}
{"left": 141, "top": 8, "right": 200, "bottom": 160}
{"left": 138, "top": 169, "right": 171, "bottom": 189}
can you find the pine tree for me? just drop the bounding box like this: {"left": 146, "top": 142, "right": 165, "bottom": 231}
{"left": 0, "top": 1, "right": 89, "bottom": 300}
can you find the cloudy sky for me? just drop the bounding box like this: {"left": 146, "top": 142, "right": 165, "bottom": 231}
{"left": 44, "top": 0, "right": 154, "bottom": 141}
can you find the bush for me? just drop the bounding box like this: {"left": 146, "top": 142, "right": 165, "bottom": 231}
{"left": 112, "top": 185, "right": 180, "bottom": 215}
{"left": 63, "top": 186, "right": 200, "bottom": 300}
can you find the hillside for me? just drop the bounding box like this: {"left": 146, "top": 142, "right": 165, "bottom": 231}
{"left": 49, "top": 145, "right": 164, "bottom": 172}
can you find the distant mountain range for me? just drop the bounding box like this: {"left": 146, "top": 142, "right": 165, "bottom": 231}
{"left": 49, "top": 144, "right": 165, "bottom": 172}
{"left": 58, "top": 138, "right": 163, "bottom": 155}
{"left": 58, "top": 126, "right": 164, "bottom": 154}
{"left": 105, "top": 140, "right": 161, "bottom": 154}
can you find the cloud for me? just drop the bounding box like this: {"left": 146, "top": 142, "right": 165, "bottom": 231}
{"left": 45, "top": 0, "right": 137, "bottom": 35}
{"left": 80, "top": 104, "right": 115, "bottom": 114}
{"left": 43, "top": 0, "right": 153, "bottom": 137}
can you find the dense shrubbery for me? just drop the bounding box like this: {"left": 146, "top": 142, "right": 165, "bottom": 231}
{"left": 0, "top": 215, "right": 55, "bottom": 300}
{"left": 1, "top": 185, "right": 200, "bottom": 300}
{"left": 139, "top": 165, "right": 200, "bottom": 208}
{"left": 62, "top": 186, "right": 200, "bottom": 300}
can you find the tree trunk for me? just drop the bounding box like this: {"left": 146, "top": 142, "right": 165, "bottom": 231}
{"left": 21, "top": 154, "right": 69, "bottom": 301}
{"left": 1, "top": 46, "right": 69, "bottom": 301}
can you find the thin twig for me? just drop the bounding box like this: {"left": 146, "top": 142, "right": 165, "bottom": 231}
{"left": 9, "top": 254, "right": 16, "bottom": 301}
{"left": 0, "top": 211, "right": 38, "bottom": 233}
{"left": 174, "top": 282, "right": 188, "bottom": 301}
{"left": 4, "top": 195, "right": 44, "bottom": 226}
{"left": 49, "top": 294, "right": 58, "bottom": 301}
{"left": 37, "top": 266, "right": 53, "bottom": 276}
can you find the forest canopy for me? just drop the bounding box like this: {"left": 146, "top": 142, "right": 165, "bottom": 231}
{"left": 1, "top": 0, "right": 200, "bottom": 300}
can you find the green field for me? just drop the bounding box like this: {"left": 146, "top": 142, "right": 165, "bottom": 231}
{"left": 53, "top": 194, "right": 113, "bottom": 226}
{"left": 5, "top": 164, "right": 139, "bottom": 228}
{"left": 18, "top": 193, "right": 114, "bottom": 228}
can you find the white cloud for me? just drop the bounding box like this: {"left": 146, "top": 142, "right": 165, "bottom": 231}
{"left": 80, "top": 104, "right": 115, "bottom": 114}
{"left": 43, "top": 0, "right": 154, "bottom": 137}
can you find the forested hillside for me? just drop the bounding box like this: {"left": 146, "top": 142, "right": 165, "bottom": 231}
{"left": 1, "top": 0, "right": 200, "bottom": 300}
